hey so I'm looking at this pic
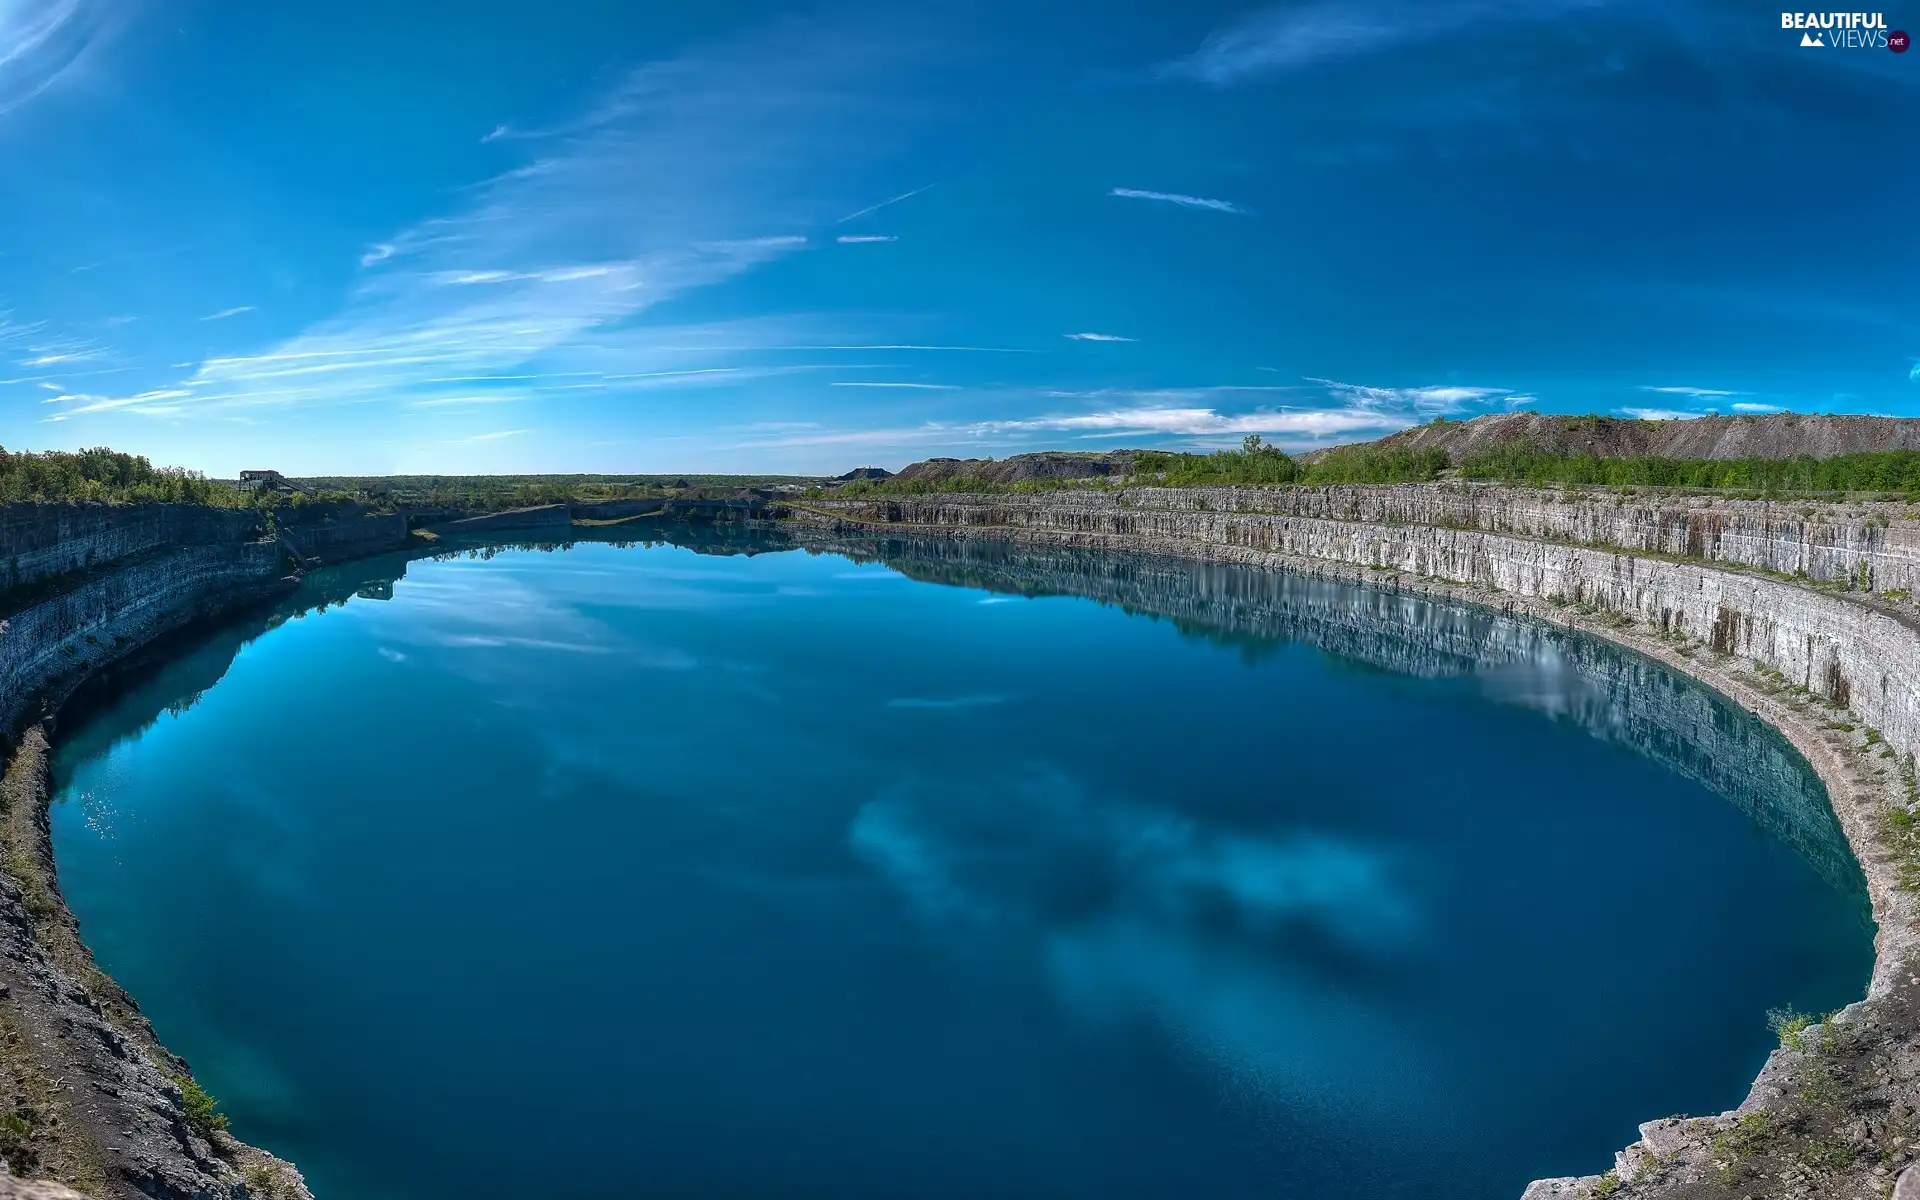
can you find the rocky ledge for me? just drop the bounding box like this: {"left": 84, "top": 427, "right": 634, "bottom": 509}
{"left": 785, "top": 485, "right": 1920, "bottom": 1200}
{"left": 0, "top": 501, "right": 419, "bottom": 1198}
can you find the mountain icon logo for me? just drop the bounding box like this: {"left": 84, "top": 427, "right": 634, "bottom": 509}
{"left": 1800, "top": 30, "right": 1824, "bottom": 46}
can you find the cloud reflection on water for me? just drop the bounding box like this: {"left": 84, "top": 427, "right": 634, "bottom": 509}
{"left": 850, "top": 768, "right": 1450, "bottom": 1130}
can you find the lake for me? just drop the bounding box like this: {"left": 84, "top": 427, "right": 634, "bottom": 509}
{"left": 48, "top": 532, "right": 1872, "bottom": 1200}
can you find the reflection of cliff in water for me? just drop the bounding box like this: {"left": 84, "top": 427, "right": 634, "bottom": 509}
{"left": 777, "top": 531, "right": 1869, "bottom": 911}
{"left": 52, "top": 525, "right": 1868, "bottom": 914}
{"left": 54, "top": 549, "right": 423, "bottom": 770}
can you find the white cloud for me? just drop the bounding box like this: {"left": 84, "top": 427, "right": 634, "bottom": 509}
{"left": 481, "top": 124, "right": 510, "bottom": 143}
{"left": 200, "top": 306, "right": 255, "bottom": 321}
{"left": 1304, "top": 377, "right": 1518, "bottom": 414}
{"left": 1065, "top": 332, "right": 1134, "bottom": 342}
{"left": 1108, "top": 187, "right": 1245, "bottom": 214}
{"left": 977, "top": 405, "right": 1399, "bottom": 439}
{"left": 1640, "top": 385, "right": 1746, "bottom": 398}
{"left": 838, "top": 184, "right": 931, "bottom": 223}
{"left": 1732, "top": 402, "right": 1786, "bottom": 414}
{"left": 1615, "top": 407, "right": 1708, "bottom": 421}
{"left": 1163, "top": 0, "right": 1601, "bottom": 85}
{"left": 648, "top": 343, "right": 1033, "bottom": 353}
{"left": 830, "top": 381, "right": 959, "bottom": 389}
{"left": 836, "top": 235, "right": 897, "bottom": 244}
{"left": 450, "top": 429, "right": 534, "bottom": 442}
{"left": 0, "top": 0, "right": 100, "bottom": 116}
{"left": 70, "top": 17, "right": 945, "bottom": 421}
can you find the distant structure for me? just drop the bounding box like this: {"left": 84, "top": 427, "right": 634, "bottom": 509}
{"left": 237, "top": 469, "right": 311, "bottom": 497}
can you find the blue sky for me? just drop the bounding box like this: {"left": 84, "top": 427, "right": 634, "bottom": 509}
{"left": 0, "top": 1, "right": 1914, "bottom": 476}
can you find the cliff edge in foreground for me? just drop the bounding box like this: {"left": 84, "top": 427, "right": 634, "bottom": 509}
{"left": 0, "top": 500, "right": 411, "bottom": 1198}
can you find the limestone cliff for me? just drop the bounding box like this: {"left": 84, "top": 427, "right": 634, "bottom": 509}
{"left": 0, "top": 502, "right": 411, "bottom": 1199}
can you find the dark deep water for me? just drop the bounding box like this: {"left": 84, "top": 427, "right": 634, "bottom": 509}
{"left": 48, "top": 533, "right": 1872, "bottom": 1200}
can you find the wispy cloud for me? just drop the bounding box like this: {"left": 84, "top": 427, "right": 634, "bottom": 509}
{"left": 1305, "top": 377, "right": 1525, "bottom": 414}
{"left": 1065, "top": 332, "right": 1134, "bottom": 342}
{"left": 449, "top": 429, "right": 534, "bottom": 442}
{"left": 6, "top": 322, "right": 109, "bottom": 370}
{"left": 1108, "top": 187, "right": 1245, "bottom": 214}
{"left": 836, "top": 234, "right": 897, "bottom": 244}
{"left": 1732, "top": 402, "right": 1786, "bottom": 414}
{"left": 481, "top": 124, "right": 510, "bottom": 143}
{"left": 979, "top": 405, "right": 1395, "bottom": 440}
{"left": 1616, "top": 407, "right": 1708, "bottom": 421}
{"left": 723, "top": 375, "right": 1521, "bottom": 459}
{"left": 830, "top": 381, "right": 959, "bottom": 390}
{"left": 201, "top": 306, "right": 255, "bottom": 322}
{"left": 1163, "top": 0, "right": 1602, "bottom": 85}
{"left": 70, "top": 16, "right": 949, "bottom": 422}
{"left": 838, "top": 184, "right": 931, "bottom": 223}
{"left": 1640, "top": 385, "right": 1745, "bottom": 398}
{"left": 0, "top": 0, "right": 101, "bottom": 116}
{"left": 664, "top": 343, "right": 1033, "bottom": 353}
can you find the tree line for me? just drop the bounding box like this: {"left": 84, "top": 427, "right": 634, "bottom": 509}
{"left": 826, "top": 435, "right": 1920, "bottom": 498}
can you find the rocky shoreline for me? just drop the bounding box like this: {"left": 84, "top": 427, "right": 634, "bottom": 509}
{"left": 783, "top": 486, "right": 1920, "bottom": 1200}
{"left": 0, "top": 501, "right": 417, "bottom": 1199}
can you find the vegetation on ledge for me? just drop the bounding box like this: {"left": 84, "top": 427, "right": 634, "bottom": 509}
{"left": 838, "top": 433, "right": 1920, "bottom": 499}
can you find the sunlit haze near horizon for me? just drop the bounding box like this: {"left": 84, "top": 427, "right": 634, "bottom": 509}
{"left": 0, "top": 1, "right": 1913, "bottom": 476}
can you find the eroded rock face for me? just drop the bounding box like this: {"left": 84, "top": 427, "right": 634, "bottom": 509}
{"left": 0, "top": 504, "right": 339, "bottom": 1198}
{"left": 0, "top": 505, "right": 266, "bottom": 596}
{"left": 812, "top": 487, "right": 1920, "bottom": 766}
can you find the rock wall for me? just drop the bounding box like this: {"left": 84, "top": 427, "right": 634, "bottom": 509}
{"left": 428, "top": 504, "right": 574, "bottom": 535}
{"left": 570, "top": 499, "right": 664, "bottom": 521}
{"left": 851, "top": 484, "right": 1920, "bottom": 592}
{"left": 0, "top": 543, "right": 290, "bottom": 748}
{"left": 0, "top": 507, "right": 318, "bottom": 1198}
{"left": 277, "top": 507, "right": 409, "bottom": 565}
{"left": 0, "top": 506, "right": 265, "bottom": 594}
{"left": 819, "top": 492, "right": 1920, "bottom": 770}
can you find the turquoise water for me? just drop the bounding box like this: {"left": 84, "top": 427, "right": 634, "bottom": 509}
{"left": 49, "top": 534, "right": 1871, "bottom": 1200}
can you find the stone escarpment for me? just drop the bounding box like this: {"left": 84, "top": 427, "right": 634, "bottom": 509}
{"left": 787, "top": 485, "right": 1920, "bottom": 1200}
{"left": 0, "top": 501, "right": 409, "bottom": 1199}
{"left": 276, "top": 503, "right": 409, "bottom": 567}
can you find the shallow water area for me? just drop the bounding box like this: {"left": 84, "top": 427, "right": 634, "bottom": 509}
{"left": 48, "top": 533, "right": 1872, "bottom": 1200}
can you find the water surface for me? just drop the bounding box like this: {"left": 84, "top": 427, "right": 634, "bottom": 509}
{"left": 50, "top": 534, "right": 1871, "bottom": 1199}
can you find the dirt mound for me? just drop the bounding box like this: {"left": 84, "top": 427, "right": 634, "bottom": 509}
{"left": 1306, "top": 412, "right": 1920, "bottom": 464}
{"left": 890, "top": 451, "right": 1139, "bottom": 484}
